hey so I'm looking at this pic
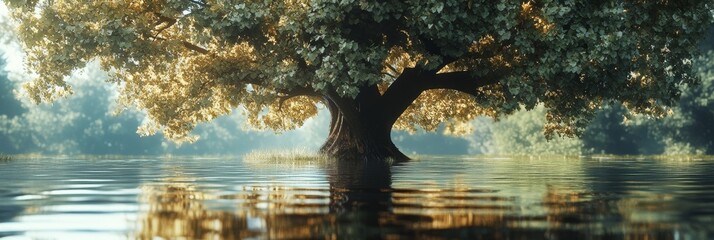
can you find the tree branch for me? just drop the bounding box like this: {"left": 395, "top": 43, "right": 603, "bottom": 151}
{"left": 381, "top": 71, "right": 397, "bottom": 79}
{"left": 379, "top": 68, "right": 426, "bottom": 126}
{"left": 150, "top": 13, "right": 209, "bottom": 54}
{"left": 186, "top": 0, "right": 207, "bottom": 7}
{"left": 421, "top": 70, "right": 503, "bottom": 96}
{"left": 417, "top": 36, "right": 457, "bottom": 72}
{"left": 152, "top": 13, "right": 177, "bottom": 39}
{"left": 181, "top": 41, "right": 209, "bottom": 54}
{"left": 146, "top": 36, "right": 209, "bottom": 54}
{"left": 385, "top": 63, "right": 400, "bottom": 77}
{"left": 378, "top": 68, "right": 505, "bottom": 126}
{"left": 276, "top": 86, "right": 321, "bottom": 109}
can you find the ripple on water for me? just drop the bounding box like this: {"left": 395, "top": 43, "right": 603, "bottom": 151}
{"left": 0, "top": 157, "right": 712, "bottom": 239}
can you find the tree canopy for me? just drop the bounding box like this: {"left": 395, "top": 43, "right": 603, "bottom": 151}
{"left": 4, "top": 1, "right": 713, "bottom": 156}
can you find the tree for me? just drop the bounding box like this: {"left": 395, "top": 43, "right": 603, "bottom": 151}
{"left": 579, "top": 50, "right": 714, "bottom": 156}
{"left": 581, "top": 103, "right": 647, "bottom": 155}
{"left": 669, "top": 51, "right": 714, "bottom": 154}
{"left": 0, "top": 56, "right": 24, "bottom": 118}
{"left": 4, "top": 1, "right": 712, "bottom": 160}
{"left": 488, "top": 105, "right": 583, "bottom": 155}
{"left": 0, "top": 59, "right": 166, "bottom": 154}
{"left": 631, "top": 50, "right": 714, "bottom": 155}
{"left": 0, "top": 55, "right": 27, "bottom": 152}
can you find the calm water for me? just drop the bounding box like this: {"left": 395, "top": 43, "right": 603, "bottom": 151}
{"left": 0, "top": 156, "right": 713, "bottom": 239}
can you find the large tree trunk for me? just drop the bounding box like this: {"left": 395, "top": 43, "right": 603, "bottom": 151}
{"left": 315, "top": 68, "right": 501, "bottom": 161}
{"left": 319, "top": 93, "right": 409, "bottom": 161}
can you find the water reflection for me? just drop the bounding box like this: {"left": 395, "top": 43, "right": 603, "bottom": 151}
{"left": 136, "top": 173, "right": 259, "bottom": 239}
{"left": 2, "top": 157, "right": 713, "bottom": 239}
{"left": 133, "top": 158, "right": 714, "bottom": 239}
{"left": 135, "top": 161, "right": 401, "bottom": 239}
{"left": 328, "top": 160, "right": 392, "bottom": 211}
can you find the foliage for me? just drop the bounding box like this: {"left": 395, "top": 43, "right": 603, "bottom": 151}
{"left": 0, "top": 55, "right": 328, "bottom": 155}
{"left": 393, "top": 129, "right": 471, "bottom": 155}
{"left": 633, "top": 50, "right": 714, "bottom": 155}
{"left": 581, "top": 103, "right": 659, "bottom": 155}
{"left": 0, "top": 60, "right": 166, "bottom": 154}
{"left": 582, "top": 50, "right": 714, "bottom": 156}
{"left": 4, "top": 0, "right": 711, "bottom": 146}
{"left": 481, "top": 105, "right": 583, "bottom": 155}
{"left": 481, "top": 50, "right": 714, "bottom": 156}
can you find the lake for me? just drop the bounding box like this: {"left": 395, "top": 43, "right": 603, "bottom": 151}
{"left": 0, "top": 156, "right": 713, "bottom": 239}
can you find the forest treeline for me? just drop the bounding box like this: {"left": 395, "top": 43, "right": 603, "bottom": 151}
{"left": 469, "top": 50, "right": 714, "bottom": 156}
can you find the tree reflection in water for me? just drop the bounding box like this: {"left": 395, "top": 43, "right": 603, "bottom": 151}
{"left": 134, "top": 158, "right": 711, "bottom": 239}
{"left": 136, "top": 174, "right": 259, "bottom": 239}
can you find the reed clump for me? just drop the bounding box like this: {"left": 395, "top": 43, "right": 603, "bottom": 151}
{"left": 243, "top": 149, "right": 333, "bottom": 165}
{"left": 0, "top": 154, "right": 14, "bottom": 161}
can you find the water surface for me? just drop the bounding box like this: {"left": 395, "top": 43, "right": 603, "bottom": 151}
{"left": 1, "top": 156, "right": 713, "bottom": 239}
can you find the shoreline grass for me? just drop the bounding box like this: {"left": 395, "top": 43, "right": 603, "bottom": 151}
{"left": 243, "top": 149, "right": 333, "bottom": 165}
{"left": 0, "top": 154, "right": 14, "bottom": 161}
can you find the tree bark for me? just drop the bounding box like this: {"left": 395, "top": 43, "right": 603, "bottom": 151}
{"left": 319, "top": 92, "right": 409, "bottom": 162}
{"left": 317, "top": 68, "right": 503, "bottom": 161}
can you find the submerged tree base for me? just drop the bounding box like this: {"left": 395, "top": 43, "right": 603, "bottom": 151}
{"left": 318, "top": 93, "right": 411, "bottom": 162}
{"left": 319, "top": 137, "right": 409, "bottom": 162}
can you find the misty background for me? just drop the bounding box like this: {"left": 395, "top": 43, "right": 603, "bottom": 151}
{"left": 1, "top": 4, "right": 713, "bottom": 156}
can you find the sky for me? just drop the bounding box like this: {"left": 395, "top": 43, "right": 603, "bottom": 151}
{"left": 1, "top": 4, "right": 26, "bottom": 80}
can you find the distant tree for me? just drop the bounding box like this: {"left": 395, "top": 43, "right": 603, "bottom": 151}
{"left": 0, "top": 58, "right": 165, "bottom": 154}
{"left": 62, "top": 69, "right": 165, "bottom": 155}
{"left": 5, "top": 1, "right": 712, "bottom": 160}
{"left": 393, "top": 129, "right": 471, "bottom": 155}
{"left": 506, "top": 51, "right": 714, "bottom": 156}
{"left": 636, "top": 50, "right": 714, "bottom": 155}
{"left": 0, "top": 55, "right": 27, "bottom": 153}
{"left": 487, "top": 105, "right": 582, "bottom": 155}
{"left": 0, "top": 56, "right": 24, "bottom": 118}
{"left": 581, "top": 104, "right": 646, "bottom": 155}
{"left": 670, "top": 51, "right": 714, "bottom": 154}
